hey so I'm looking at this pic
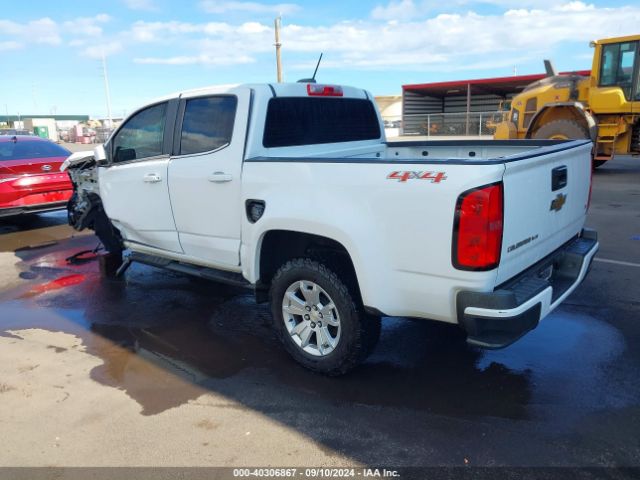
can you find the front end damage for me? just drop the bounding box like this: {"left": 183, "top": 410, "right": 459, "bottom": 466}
{"left": 61, "top": 150, "right": 123, "bottom": 255}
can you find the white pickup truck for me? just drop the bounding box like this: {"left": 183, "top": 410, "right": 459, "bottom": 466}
{"left": 63, "top": 82, "right": 598, "bottom": 375}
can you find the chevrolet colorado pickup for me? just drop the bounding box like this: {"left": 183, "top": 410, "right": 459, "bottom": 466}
{"left": 62, "top": 82, "right": 598, "bottom": 375}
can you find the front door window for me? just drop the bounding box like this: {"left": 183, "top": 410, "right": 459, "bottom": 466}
{"left": 112, "top": 102, "right": 167, "bottom": 163}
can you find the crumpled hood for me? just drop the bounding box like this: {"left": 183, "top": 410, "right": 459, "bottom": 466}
{"left": 60, "top": 151, "right": 95, "bottom": 172}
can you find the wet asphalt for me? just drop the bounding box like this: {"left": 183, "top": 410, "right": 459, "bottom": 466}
{"left": 0, "top": 156, "right": 639, "bottom": 470}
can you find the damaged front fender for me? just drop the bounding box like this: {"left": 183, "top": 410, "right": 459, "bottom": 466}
{"left": 63, "top": 145, "right": 122, "bottom": 255}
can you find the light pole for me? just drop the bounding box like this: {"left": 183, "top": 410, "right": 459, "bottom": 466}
{"left": 274, "top": 16, "right": 283, "bottom": 83}
{"left": 101, "top": 50, "right": 113, "bottom": 129}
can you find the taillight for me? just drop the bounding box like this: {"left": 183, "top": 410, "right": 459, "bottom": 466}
{"left": 453, "top": 182, "right": 504, "bottom": 271}
{"left": 306, "top": 84, "right": 343, "bottom": 97}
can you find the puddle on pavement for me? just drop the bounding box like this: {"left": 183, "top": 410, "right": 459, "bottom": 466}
{"left": 0, "top": 234, "right": 632, "bottom": 424}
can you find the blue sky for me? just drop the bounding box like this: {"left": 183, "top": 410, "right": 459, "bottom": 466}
{"left": 1, "top": 0, "right": 639, "bottom": 118}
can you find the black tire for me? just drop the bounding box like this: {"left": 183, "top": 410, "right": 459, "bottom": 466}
{"left": 270, "top": 258, "right": 380, "bottom": 375}
{"left": 532, "top": 119, "right": 589, "bottom": 140}
{"left": 593, "top": 159, "right": 607, "bottom": 169}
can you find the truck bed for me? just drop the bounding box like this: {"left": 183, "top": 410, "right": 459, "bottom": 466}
{"left": 243, "top": 138, "right": 593, "bottom": 321}
{"left": 384, "top": 139, "right": 589, "bottom": 163}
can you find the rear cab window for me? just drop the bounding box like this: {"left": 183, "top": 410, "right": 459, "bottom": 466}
{"left": 178, "top": 96, "right": 237, "bottom": 155}
{"left": 263, "top": 97, "right": 381, "bottom": 148}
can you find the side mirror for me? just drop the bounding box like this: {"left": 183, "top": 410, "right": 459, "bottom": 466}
{"left": 114, "top": 146, "right": 136, "bottom": 163}
{"left": 94, "top": 144, "right": 109, "bottom": 166}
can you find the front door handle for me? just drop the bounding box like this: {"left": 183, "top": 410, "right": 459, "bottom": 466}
{"left": 208, "top": 172, "right": 233, "bottom": 183}
{"left": 143, "top": 173, "right": 162, "bottom": 183}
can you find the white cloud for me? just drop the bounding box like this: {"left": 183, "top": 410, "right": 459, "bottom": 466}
{"left": 128, "top": 20, "right": 269, "bottom": 44}
{"left": 203, "top": 22, "right": 235, "bottom": 35}
{"left": 371, "top": 0, "right": 419, "bottom": 21}
{"left": 239, "top": 21, "right": 270, "bottom": 33}
{"left": 2, "top": 1, "right": 637, "bottom": 76}
{"left": 0, "top": 40, "right": 21, "bottom": 51}
{"left": 130, "top": 21, "right": 204, "bottom": 42}
{"left": 0, "top": 17, "right": 62, "bottom": 45}
{"left": 553, "top": 1, "right": 595, "bottom": 11}
{"left": 64, "top": 14, "right": 111, "bottom": 37}
{"left": 371, "top": 0, "right": 594, "bottom": 19}
{"left": 199, "top": 1, "right": 300, "bottom": 15}
{"left": 122, "top": 0, "right": 158, "bottom": 11}
{"left": 134, "top": 53, "right": 255, "bottom": 65}
{"left": 0, "top": 14, "right": 112, "bottom": 53}
{"left": 81, "top": 42, "right": 123, "bottom": 59}
{"left": 118, "top": 2, "right": 640, "bottom": 72}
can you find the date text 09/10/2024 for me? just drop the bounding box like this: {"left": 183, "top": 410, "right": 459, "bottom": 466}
{"left": 232, "top": 468, "right": 400, "bottom": 478}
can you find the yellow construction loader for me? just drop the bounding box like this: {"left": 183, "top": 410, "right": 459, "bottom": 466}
{"left": 494, "top": 35, "right": 640, "bottom": 167}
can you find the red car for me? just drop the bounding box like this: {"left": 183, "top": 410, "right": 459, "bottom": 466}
{"left": 0, "top": 135, "right": 73, "bottom": 217}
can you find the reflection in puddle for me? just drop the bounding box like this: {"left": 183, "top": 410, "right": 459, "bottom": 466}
{"left": 25, "top": 273, "right": 86, "bottom": 296}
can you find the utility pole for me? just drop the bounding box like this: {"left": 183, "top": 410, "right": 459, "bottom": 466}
{"left": 274, "top": 16, "right": 283, "bottom": 83}
{"left": 101, "top": 50, "right": 113, "bottom": 129}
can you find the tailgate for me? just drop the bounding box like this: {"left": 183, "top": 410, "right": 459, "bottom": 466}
{"left": 496, "top": 140, "right": 592, "bottom": 285}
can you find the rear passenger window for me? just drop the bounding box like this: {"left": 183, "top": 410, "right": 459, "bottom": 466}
{"left": 179, "top": 96, "right": 237, "bottom": 155}
{"left": 263, "top": 98, "right": 381, "bottom": 148}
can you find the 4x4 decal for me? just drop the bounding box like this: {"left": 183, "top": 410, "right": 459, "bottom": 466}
{"left": 387, "top": 171, "right": 447, "bottom": 183}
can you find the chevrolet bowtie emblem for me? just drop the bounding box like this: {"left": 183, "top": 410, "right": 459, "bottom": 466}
{"left": 550, "top": 193, "right": 567, "bottom": 212}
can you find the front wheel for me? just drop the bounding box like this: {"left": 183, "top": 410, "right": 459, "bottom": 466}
{"left": 270, "top": 258, "right": 380, "bottom": 375}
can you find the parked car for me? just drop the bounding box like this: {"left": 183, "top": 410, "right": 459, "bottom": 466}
{"left": 63, "top": 82, "right": 598, "bottom": 375}
{"left": 0, "top": 129, "right": 33, "bottom": 136}
{"left": 0, "top": 135, "right": 73, "bottom": 217}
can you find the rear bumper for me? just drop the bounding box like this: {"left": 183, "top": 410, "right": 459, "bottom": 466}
{"left": 457, "top": 229, "right": 599, "bottom": 349}
{"left": 0, "top": 200, "right": 68, "bottom": 218}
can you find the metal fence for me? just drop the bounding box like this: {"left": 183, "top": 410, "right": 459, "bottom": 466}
{"left": 95, "top": 127, "right": 115, "bottom": 143}
{"left": 401, "top": 111, "right": 510, "bottom": 137}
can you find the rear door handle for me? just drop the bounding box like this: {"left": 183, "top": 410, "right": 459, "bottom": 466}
{"left": 208, "top": 172, "right": 233, "bottom": 183}
{"left": 143, "top": 173, "right": 162, "bottom": 183}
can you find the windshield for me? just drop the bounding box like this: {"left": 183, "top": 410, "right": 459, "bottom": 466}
{"left": 0, "top": 139, "right": 70, "bottom": 162}
{"left": 599, "top": 41, "right": 638, "bottom": 99}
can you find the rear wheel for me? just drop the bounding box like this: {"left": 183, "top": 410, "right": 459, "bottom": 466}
{"left": 270, "top": 258, "right": 380, "bottom": 375}
{"left": 592, "top": 159, "right": 607, "bottom": 169}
